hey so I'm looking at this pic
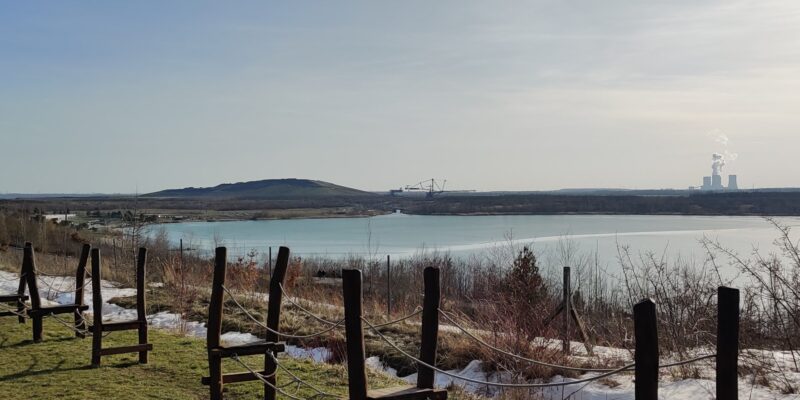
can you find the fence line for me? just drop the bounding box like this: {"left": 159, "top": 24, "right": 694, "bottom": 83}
{"left": 363, "top": 315, "right": 635, "bottom": 389}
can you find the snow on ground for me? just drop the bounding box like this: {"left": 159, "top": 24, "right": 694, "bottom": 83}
{"left": 2, "top": 270, "right": 799, "bottom": 399}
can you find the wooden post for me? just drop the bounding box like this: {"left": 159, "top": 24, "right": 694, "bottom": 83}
{"left": 264, "top": 246, "right": 290, "bottom": 400}
{"left": 562, "top": 266, "right": 571, "bottom": 355}
{"left": 386, "top": 255, "right": 391, "bottom": 316}
{"left": 268, "top": 246, "right": 272, "bottom": 277}
{"left": 717, "top": 286, "right": 740, "bottom": 400}
{"left": 418, "top": 267, "right": 440, "bottom": 389}
{"left": 136, "top": 247, "right": 148, "bottom": 363}
{"left": 74, "top": 244, "right": 90, "bottom": 338}
{"left": 16, "top": 242, "right": 31, "bottom": 324}
{"left": 207, "top": 247, "right": 227, "bottom": 400}
{"left": 91, "top": 248, "right": 103, "bottom": 366}
{"left": 25, "top": 243, "right": 44, "bottom": 342}
{"left": 634, "top": 298, "right": 659, "bottom": 400}
{"left": 343, "top": 269, "right": 368, "bottom": 400}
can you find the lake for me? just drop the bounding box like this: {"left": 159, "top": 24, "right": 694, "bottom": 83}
{"left": 149, "top": 213, "right": 800, "bottom": 272}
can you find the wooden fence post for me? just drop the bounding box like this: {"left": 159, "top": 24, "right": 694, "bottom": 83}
{"left": 207, "top": 247, "right": 226, "bottom": 400}
{"left": 563, "top": 266, "right": 571, "bottom": 355}
{"left": 418, "top": 267, "right": 440, "bottom": 389}
{"left": 265, "top": 246, "right": 290, "bottom": 400}
{"left": 16, "top": 242, "right": 32, "bottom": 324}
{"left": 136, "top": 247, "right": 148, "bottom": 363}
{"left": 387, "top": 255, "right": 391, "bottom": 316}
{"left": 717, "top": 286, "right": 740, "bottom": 400}
{"left": 343, "top": 269, "right": 368, "bottom": 400}
{"left": 634, "top": 298, "right": 659, "bottom": 400}
{"left": 74, "top": 244, "right": 90, "bottom": 338}
{"left": 25, "top": 243, "right": 44, "bottom": 342}
{"left": 90, "top": 248, "right": 103, "bottom": 366}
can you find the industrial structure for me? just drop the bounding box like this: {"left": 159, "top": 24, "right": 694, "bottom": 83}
{"left": 389, "top": 179, "right": 475, "bottom": 198}
{"left": 699, "top": 153, "right": 739, "bottom": 191}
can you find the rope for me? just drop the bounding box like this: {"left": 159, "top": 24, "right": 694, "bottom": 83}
{"left": 48, "top": 312, "right": 93, "bottom": 336}
{"left": 660, "top": 354, "right": 716, "bottom": 368}
{"left": 0, "top": 303, "right": 28, "bottom": 318}
{"left": 35, "top": 270, "right": 72, "bottom": 278}
{"left": 230, "top": 354, "right": 308, "bottom": 400}
{"left": 38, "top": 279, "right": 92, "bottom": 295}
{"left": 279, "top": 283, "right": 422, "bottom": 329}
{"left": 222, "top": 285, "right": 345, "bottom": 339}
{"left": 266, "top": 352, "right": 338, "bottom": 398}
{"left": 362, "top": 316, "right": 635, "bottom": 389}
{"left": 0, "top": 272, "right": 24, "bottom": 283}
{"left": 368, "top": 308, "right": 423, "bottom": 329}
{"left": 440, "top": 309, "right": 716, "bottom": 372}
{"left": 438, "top": 309, "right": 626, "bottom": 372}
{"left": 279, "top": 284, "right": 342, "bottom": 327}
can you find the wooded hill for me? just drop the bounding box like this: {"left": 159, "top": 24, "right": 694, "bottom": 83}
{"left": 145, "top": 178, "right": 375, "bottom": 199}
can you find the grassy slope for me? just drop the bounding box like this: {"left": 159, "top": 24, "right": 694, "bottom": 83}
{"left": 0, "top": 317, "right": 400, "bottom": 399}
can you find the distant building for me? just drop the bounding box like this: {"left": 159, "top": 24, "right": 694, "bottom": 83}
{"left": 712, "top": 175, "right": 723, "bottom": 190}
{"left": 43, "top": 214, "right": 76, "bottom": 223}
{"left": 702, "top": 176, "right": 712, "bottom": 190}
{"left": 728, "top": 175, "right": 738, "bottom": 190}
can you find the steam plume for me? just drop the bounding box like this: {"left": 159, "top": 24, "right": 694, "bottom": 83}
{"left": 712, "top": 153, "right": 725, "bottom": 176}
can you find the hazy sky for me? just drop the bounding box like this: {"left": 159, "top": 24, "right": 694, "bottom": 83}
{"left": 2, "top": 1, "right": 798, "bottom": 193}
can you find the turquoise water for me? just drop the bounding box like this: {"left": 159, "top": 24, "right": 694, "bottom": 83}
{"left": 149, "top": 213, "right": 800, "bottom": 270}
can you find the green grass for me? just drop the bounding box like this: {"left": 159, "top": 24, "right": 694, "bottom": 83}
{"left": 0, "top": 317, "right": 402, "bottom": 399}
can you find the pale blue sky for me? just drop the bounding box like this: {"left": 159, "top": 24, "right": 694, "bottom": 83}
{"left": 1, "top": 1, "right": 798, "bottom": 193}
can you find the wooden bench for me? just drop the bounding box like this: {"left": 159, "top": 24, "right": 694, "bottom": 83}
{"left": 23, "top": 242, "right": 91, "bottom": 342}
{"left": 90, "top": 247, "right": 152, "bottom": 366}
{"left": 342, "top": 268, "right": 448, "bottom": 400}
{"left": 203, "top": 246, "right": 291, "bottom": 400}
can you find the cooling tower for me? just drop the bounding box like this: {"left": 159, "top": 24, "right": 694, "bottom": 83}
{"left": 712, "top": 174, "right": 723, "bottom": 190}
{"left": 728, "top": 175, "right": 738, "bottom": 190}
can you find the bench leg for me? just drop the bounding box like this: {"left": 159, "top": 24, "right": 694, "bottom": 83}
{"left": 91, "top": 324, "right": 102, "bottom": 367}
{"left": 209, "top": 354, "right": 223, "bottom": 400}
{"left": 138, "top": 324, "right": 148, "bottom": 364}
{"left": 32, "top": 316, "right": 43, "bottom": 342}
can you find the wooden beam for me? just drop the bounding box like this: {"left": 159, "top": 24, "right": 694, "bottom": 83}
{"left": 16, "top": 244, "right": 29, "bottom": 324}
{"left": 202, "top": 371, "right": 270, "bottom": 385}
{"left": 74, "top": 244, "right": 90, "bottom": 338}
{"left": 265, "top": 246, "right": 290, "bottom": 400}
{"left": 634, "top": 298, "right": 659, "bottom": 400}
{"left": 101, "top": 320, "right": 144, "bottom": 332}
{"left": 91, "top": 248, "right": 103, "bottom": 366}
{"left": 136, "top": 247, "right": 148, "bottom": 364}
{"left": 343, "top": 269, "right": 368, "bottom": 400}
{"left": 206, "top": 247, "right": 227, "bottom": 400}
{"left": 98, "top": 343, "right": 153, "bottom": 356}
{"left": 717, "top": 286, "right": 740, "bottom": 400}
{"left": 25, "top": 243, "right": 44, "bottom": 342}
{"left": 569, "top": 298, "right": 594, "bottom": 356}
{"left": 417, "top": 267, "right": 440, "bottom": 389}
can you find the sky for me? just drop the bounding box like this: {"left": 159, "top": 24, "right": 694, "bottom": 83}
{"left": 1, "top": 1, "right": 799, "bottom": 193}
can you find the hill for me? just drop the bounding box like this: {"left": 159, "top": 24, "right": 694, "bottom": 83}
{"left": 145, "top": 178, "right": 375, "bottom": 199}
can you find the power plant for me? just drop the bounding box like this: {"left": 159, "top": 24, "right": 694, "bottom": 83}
{"left": 699, "top": 153, "right": 738, "bottom": 191}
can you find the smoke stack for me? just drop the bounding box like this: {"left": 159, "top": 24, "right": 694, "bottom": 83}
{"left": 728, "top": 175, "right": 738, "bottom": 190}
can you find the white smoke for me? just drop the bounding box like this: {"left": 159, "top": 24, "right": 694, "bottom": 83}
{"left": 707, "top": 129, "right": 738, "bottom": 174}
{"left": 712, "top": 153, "right": 725, "bottom": 175}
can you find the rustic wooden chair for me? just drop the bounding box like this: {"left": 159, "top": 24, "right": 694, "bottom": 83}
{"left": 89, "top": 247, "right": 152, "bottom": 367}
{"left": 342, "top": 267, "right": 448, "bottom": 400}
{"left": 23, "top": 242, "right": 90, "bottom": 342}
{"left": 202, "top": 246, "right": 290, "bottom": 400}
